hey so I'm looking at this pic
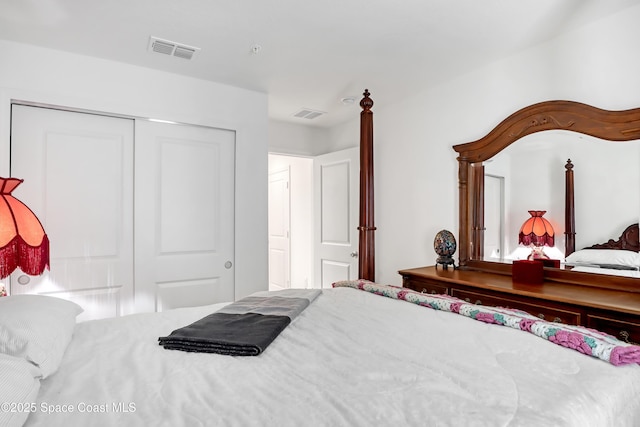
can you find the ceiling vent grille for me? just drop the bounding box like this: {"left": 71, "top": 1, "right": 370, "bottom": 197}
{"left": 293, "top": 108, "right": 326, "bottom": 120}
{"left": 148, "top": 36, "right": 200, "bottom": 60}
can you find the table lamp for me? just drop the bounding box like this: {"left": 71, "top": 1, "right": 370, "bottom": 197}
{"left": 0, "top": 177, "right": 50, "bottom": 280}
{"left": 518, "top": 210, "right": 554, "bottom": 260}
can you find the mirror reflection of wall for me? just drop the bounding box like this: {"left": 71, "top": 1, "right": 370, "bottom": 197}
{"left": 484, "top": 174, "right": 504, "bottom": 259}
{"left": 484, "top": 131, "right": 640, "bottom": 262}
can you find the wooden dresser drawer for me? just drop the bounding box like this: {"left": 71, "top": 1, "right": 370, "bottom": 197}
{"left": 587, "top": 315, "right": 640, "bottom": 345}
{"left": 402, "top": 276, "right": 449, "bottom": 295}
{"left": 398, "top": 266, "right": 640, "bottom": 335}
{"left": 450, "top": 288, "right": 582, "bottom": 326}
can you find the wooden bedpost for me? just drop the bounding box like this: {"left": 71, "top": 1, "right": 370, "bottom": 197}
{"left": 359, "top": 89, "right": 376, "bottom": 281}
{"left": 565, "top": 159, "right": 575, "bottom": 256}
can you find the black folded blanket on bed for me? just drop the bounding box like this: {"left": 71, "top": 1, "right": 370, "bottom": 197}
{"left": 158, "top": 289, "right": 321, "bottom": 356}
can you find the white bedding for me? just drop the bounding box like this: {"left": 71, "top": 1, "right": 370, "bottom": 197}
{"left": 571, "top": 265, "right": 640, "bottom": 278}
{"left": 25, "top": 287, "right": 640, "bottom": 427}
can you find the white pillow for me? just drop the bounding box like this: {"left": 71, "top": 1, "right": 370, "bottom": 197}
{"left": 565, "top": 249, "right": 640, "bottom": 269}
{"left": 0, "top": 295, "right": 83, "bottom": 378}
{"left": 0, "top": 353, "right": 41, "bottom": 427}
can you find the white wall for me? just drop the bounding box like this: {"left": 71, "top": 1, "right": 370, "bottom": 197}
{"left": 268, "top": 154, "right": 314, "bottom": 288}
{"left": 328, "top": 4, "right": 640, "bottom": 285}
{"left": 269, "top": 119, "right": 332, "bottom": 156}
{"left": 0, "top": 40, "right": 269, "bottom": 300}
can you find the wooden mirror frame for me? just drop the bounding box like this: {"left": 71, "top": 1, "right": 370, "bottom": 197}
{"left": 453, "top": 100, "right": 640, "bottom": 290}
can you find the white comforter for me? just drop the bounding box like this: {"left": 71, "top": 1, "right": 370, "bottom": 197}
{"left": 26, "top": 287, "right": 640, "bottom": 427}
{"left": 571, "top": 265, "right": 640, "bottom": 278}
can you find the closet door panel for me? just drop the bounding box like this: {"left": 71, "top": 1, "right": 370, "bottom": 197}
{"left": 134, "top": 120, "right": 235, "bottom": 313}
{"left": 10, "top": 105, "right": 135, "bottom": 321}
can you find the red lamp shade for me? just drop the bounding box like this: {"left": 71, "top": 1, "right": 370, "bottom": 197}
{"left": 518, "top": 210, "right": 554, "bottom": 247}
{"left": 0, "top": 177, "right": 50, "bottom": 279}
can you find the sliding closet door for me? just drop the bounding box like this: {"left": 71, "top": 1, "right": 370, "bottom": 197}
{"left": 134, "top": 120, "right": 235, "bottom": 312}
{"left": 10, "top": 105, "right": 134, "bottom": 321}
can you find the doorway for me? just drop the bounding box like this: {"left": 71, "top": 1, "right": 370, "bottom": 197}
{"left": 268, "top": 154, "right": 313, "bottom": 290}
{"left": 268, "top": 147, "right": 359, "bottom": 290}
{"left": 484, "top": 174, "right": 505, "bottom": 260}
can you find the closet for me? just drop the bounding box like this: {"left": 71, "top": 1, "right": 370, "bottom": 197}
{"left": 10, "top": 104, "right": 235, "bottom": 321}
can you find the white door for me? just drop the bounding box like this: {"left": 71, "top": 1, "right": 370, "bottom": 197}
{"left": 313, "top": 147, "right": 359, "bottom": 289}
{"left": 268, "top": 169, "right": 290, "bottom": 291}
{"left": 484, "top": 174, "right": 504, "bottom": 260}
{"left": 10, "top": 105, "right": 135, "bottom": 321}
{"left": 134, "top": 120, "right": 236, "bottom": 313}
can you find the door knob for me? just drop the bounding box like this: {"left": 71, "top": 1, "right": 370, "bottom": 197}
{"left": 350, "top": 251, "right": 358, "bottom": 258}
{"left": 224, "top": 261, "right": 233, "bottom": 269}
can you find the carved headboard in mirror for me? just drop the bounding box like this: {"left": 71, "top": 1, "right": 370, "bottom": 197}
{"left": 453, "top": 100, "right": 640, "bottom": 290}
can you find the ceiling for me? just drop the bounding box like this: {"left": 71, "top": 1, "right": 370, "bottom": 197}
{"left": 1, "top": 0, "right": 638, "bottom": 128}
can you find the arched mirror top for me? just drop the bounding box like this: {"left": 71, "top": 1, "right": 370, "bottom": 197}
{"left": 454, "top": 100, "right": 640, "bottom": 163}
{"left": 452, "top": 100, "right": 640, "bottom": 291}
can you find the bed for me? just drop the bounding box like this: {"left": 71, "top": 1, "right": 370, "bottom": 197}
{"left": 3, "top": 93, "right": 640, "bottom": 427}
{"left": 565, "top": 221, "right": 640, "bottom": 276}
{"left": 564, "top": 158, "right": 640, "bottom": 276}
{"left": 3, "top": 284, "right": 640, "bottom": 427}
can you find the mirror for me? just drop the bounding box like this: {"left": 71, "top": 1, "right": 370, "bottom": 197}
{"left": 483, "top": 131, "right": 640, "bottom": 263}
{"left": 453, "top": 100, "right": 640, "bottom": 289}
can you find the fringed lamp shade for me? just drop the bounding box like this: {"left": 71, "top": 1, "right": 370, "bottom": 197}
{"left": 0, "top": 178, "right": 50, "bottom": 279}
{"left": 518, "top": 210, "right": 554, "bottom": 247}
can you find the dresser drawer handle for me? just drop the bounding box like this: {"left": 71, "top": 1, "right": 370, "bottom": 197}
{"left": 421, "top": 288, "right": 427, "bottom": 294}
{"left": 537, "top": 314, "right": 562, "bottom": 323}
{"left": 474, "top": 299, "right": 482, "bottom": 305}
{"left": 619, "top": 330, "right": 631, "bottom": 343}
{"left": 464, "top": 298, "right": 470, "bottom": 303}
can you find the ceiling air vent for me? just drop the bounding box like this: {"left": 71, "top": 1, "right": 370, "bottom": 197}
{"left": 148, "top": 36, "right": 200, "bottom": 60}
{"left": 293, "top": 108, "right": 326, "bottom": 120}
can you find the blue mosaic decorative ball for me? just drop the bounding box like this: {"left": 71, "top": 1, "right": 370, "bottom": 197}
{"left": 434, "top": 230, "right": 456, "bottom": 268}
{"left": 434, "top": 230, "right": 456, "bottom": 256}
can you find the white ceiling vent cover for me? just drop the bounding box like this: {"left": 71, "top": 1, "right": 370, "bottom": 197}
{"left": 293, "top": 108, "right": 326, "bottom": 120}
{"left": 148, "top": 36, "right": 200, "bottom": 60}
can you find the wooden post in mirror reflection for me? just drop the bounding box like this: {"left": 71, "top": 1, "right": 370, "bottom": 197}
{"left": 565, "top": 159, "right": 576, "bottom": 256}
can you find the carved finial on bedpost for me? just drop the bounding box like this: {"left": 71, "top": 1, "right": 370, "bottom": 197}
{"left": 565, "top": 159, "right": 574, "bottom": 171}
{"left": 360, "top": 89, "right": 374, "bottom": 112}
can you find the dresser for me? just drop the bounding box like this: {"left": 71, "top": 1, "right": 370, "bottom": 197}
{"left": 399, "top": 266, "right": 640, "bottom": 344}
